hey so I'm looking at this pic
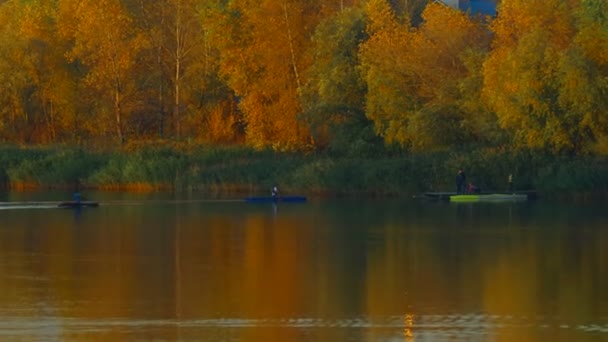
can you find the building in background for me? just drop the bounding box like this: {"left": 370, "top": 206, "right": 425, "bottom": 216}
{"left": 436, "top": 0, "right": 498, "bottom": 17}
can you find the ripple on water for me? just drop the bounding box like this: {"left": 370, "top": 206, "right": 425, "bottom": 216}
{"left": 0, "top": 313, "right": 606, "bottom": 339}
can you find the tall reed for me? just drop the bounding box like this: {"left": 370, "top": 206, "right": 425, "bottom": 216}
{"left": 1, "top": 145, "right": 607, "bottom": 198}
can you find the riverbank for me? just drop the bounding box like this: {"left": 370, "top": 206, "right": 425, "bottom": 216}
{"left": 1, "top": 145, "right": 607, "bottom": 199}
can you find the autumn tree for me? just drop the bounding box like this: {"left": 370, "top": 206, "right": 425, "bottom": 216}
{"left": 301, "top": 6, "right": 378, "bottom": 154}
{"left": 358, "top": 0, "right": 406, "bottom": 148}
{"left": 483, "top": 0, "right": 578, "bottom": 152}
{"left": 133, "top": 0, "right": 170, "bottom": 137}
{"left": 206, "top": 0, "right": 325, "bottom": 150}
{"left": 360, "top": 1, "right": 492, "bottom": 150}
{"left": 160, "top": 0, "right": 204, "bottom": 139}
{"left": 18, "top": 0, "right": 83, "bottom": 144}
{"left": 136, "top": 0, "right": 189, "bottom": 138}
{"left": 177, "top": 0, "right": 242, "bottom": 143}
{"left": 557, "top": 0, "right": 608, "bottom": 154}
{"left": 0, "top": 1, "right": 64, "bottom": 143}
{"left": 389, "top": 0, "right": 428, "bottom": 24}
{"left": 59, "top": 0, "right": 147, "bottom": 145}
{"left": 0, "top": 1, "right": 32, "bottom": 142}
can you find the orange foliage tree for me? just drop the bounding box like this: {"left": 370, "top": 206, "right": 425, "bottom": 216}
{"left": 0, "top": 0, "right": 79, "bottom": 144}
{"left": 137, "top": 0, "right": 240, "bottom": 143}
{"left": 206, "top": 0, "right": 325, "bottom": 150}
{"left": 20, "top": 1, "right": 82, "bottom": 144}
{"left": 0, "top": 1, "right": 32, "bottom": 143}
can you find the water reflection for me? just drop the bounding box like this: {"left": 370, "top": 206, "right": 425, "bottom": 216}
{"left": 0, "top": 197, "right": 606, "bottom": 341}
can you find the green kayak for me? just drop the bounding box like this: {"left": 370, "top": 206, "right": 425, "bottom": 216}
{"left": 450, "top": 194, "right": 528, "bottom": 202}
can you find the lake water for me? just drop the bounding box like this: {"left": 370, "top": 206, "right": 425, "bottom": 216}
{"left": 0, "top": 192, "right": 606, "bottom": 341}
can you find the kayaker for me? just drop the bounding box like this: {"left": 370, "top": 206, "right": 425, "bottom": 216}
{"left": 72, "top": 192, "right": 81, "bottom": 203}
{"left": 271, "top": 185, "right": 279, "bottom": 198}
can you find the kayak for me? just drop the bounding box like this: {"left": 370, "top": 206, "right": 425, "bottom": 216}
{"left": 422, "top": 192, "right": 457, "bottom": 200}
{"left": 245, "top": 196, "right": 307, "bottom": 203}
{"left": 57, "top": 201, "right": 99, "bottom": 208}
{"left": 450, "top": 194, "right": 527, "bottom": 202}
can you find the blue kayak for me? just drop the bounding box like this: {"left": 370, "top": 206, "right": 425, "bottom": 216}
{"left": 58, "top": 201, "right": 99, "bottom": 208}
{"left": 245, "top": 196, "right": 307, "bottom": 203}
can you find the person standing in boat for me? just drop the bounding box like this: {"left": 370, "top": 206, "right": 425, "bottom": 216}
{"left": 456, "top": 169, "right": 466, "bottom": 194}
{"left": 508, "top": 173, "right": 513, "bottom": 193}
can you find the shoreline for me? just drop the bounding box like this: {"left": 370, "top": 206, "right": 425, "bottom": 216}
{"left": 1, "top": 145, "right": 608, "bottom": 201}
{"left": 2, "top": 183, "right": 608, "bottom": 202}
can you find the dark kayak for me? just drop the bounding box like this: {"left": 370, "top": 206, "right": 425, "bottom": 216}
{"left": 57, "top": 201, "right": 99, "bottom": 208}
{"left": 245, "top": 196, "right": 307, "bottom": 203}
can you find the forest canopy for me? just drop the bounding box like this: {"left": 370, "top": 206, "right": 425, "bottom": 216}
{"left": 0, "top": 0, "right": 606, "bottom": 155}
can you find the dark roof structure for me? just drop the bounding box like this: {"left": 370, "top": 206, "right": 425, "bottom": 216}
{"left": 459, "top": 0, "right": 497, "bottom": 17}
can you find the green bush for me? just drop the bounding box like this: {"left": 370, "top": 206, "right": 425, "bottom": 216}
{"left": 5, "top": 148, "right": 103, "bottom": 187}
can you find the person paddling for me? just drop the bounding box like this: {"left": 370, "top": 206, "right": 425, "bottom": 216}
{"left": 271, "top": 185, "right": 279, "bottom": 198}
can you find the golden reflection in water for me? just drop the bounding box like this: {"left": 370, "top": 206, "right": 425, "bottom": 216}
{"left": 0, "top": 203, "right": 606, "bottom": 341}
{"left": 404, "top": 313, "right": 415, "bottom": 341}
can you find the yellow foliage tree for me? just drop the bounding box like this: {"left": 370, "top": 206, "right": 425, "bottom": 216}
{"left": 60, "top": 0, "right": 148, "bottom": 145}
{"left": 557, "top": 0, "right": 608, "bottom": 154}
{"left": 360, "top": 1, "right": 492, "bottom": 150}
{"left": 483, "top": 0, "right": 578, "bottom": 152}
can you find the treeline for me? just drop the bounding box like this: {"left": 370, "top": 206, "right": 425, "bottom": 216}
{"left": 0, "top": 0, "right": 606, "bottom": 155}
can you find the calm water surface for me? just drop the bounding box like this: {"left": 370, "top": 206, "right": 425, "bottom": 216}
{"left": 0, "top": 192, "right": 606, "bottom": 341}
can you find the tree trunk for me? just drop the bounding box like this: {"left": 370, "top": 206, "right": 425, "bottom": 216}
{"left": 282, "top": 0, "right": 302, "bottom": 92}
{"left": 115, "top": 89, "right": 124, "bottom": 144}
{"left": 174, "top": 0, "right": 183, "bottom": 140}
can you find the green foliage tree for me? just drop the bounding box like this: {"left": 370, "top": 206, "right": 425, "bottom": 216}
{"left": 358, "top": 0, "right": 407, "bottom": 148}
{"left": 302, "top": 6, "right": 379, "bottom": 154}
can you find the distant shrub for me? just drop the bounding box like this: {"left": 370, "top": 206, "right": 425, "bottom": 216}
{"left": 6, "top": 148, "right": 103, "bottom": 188}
